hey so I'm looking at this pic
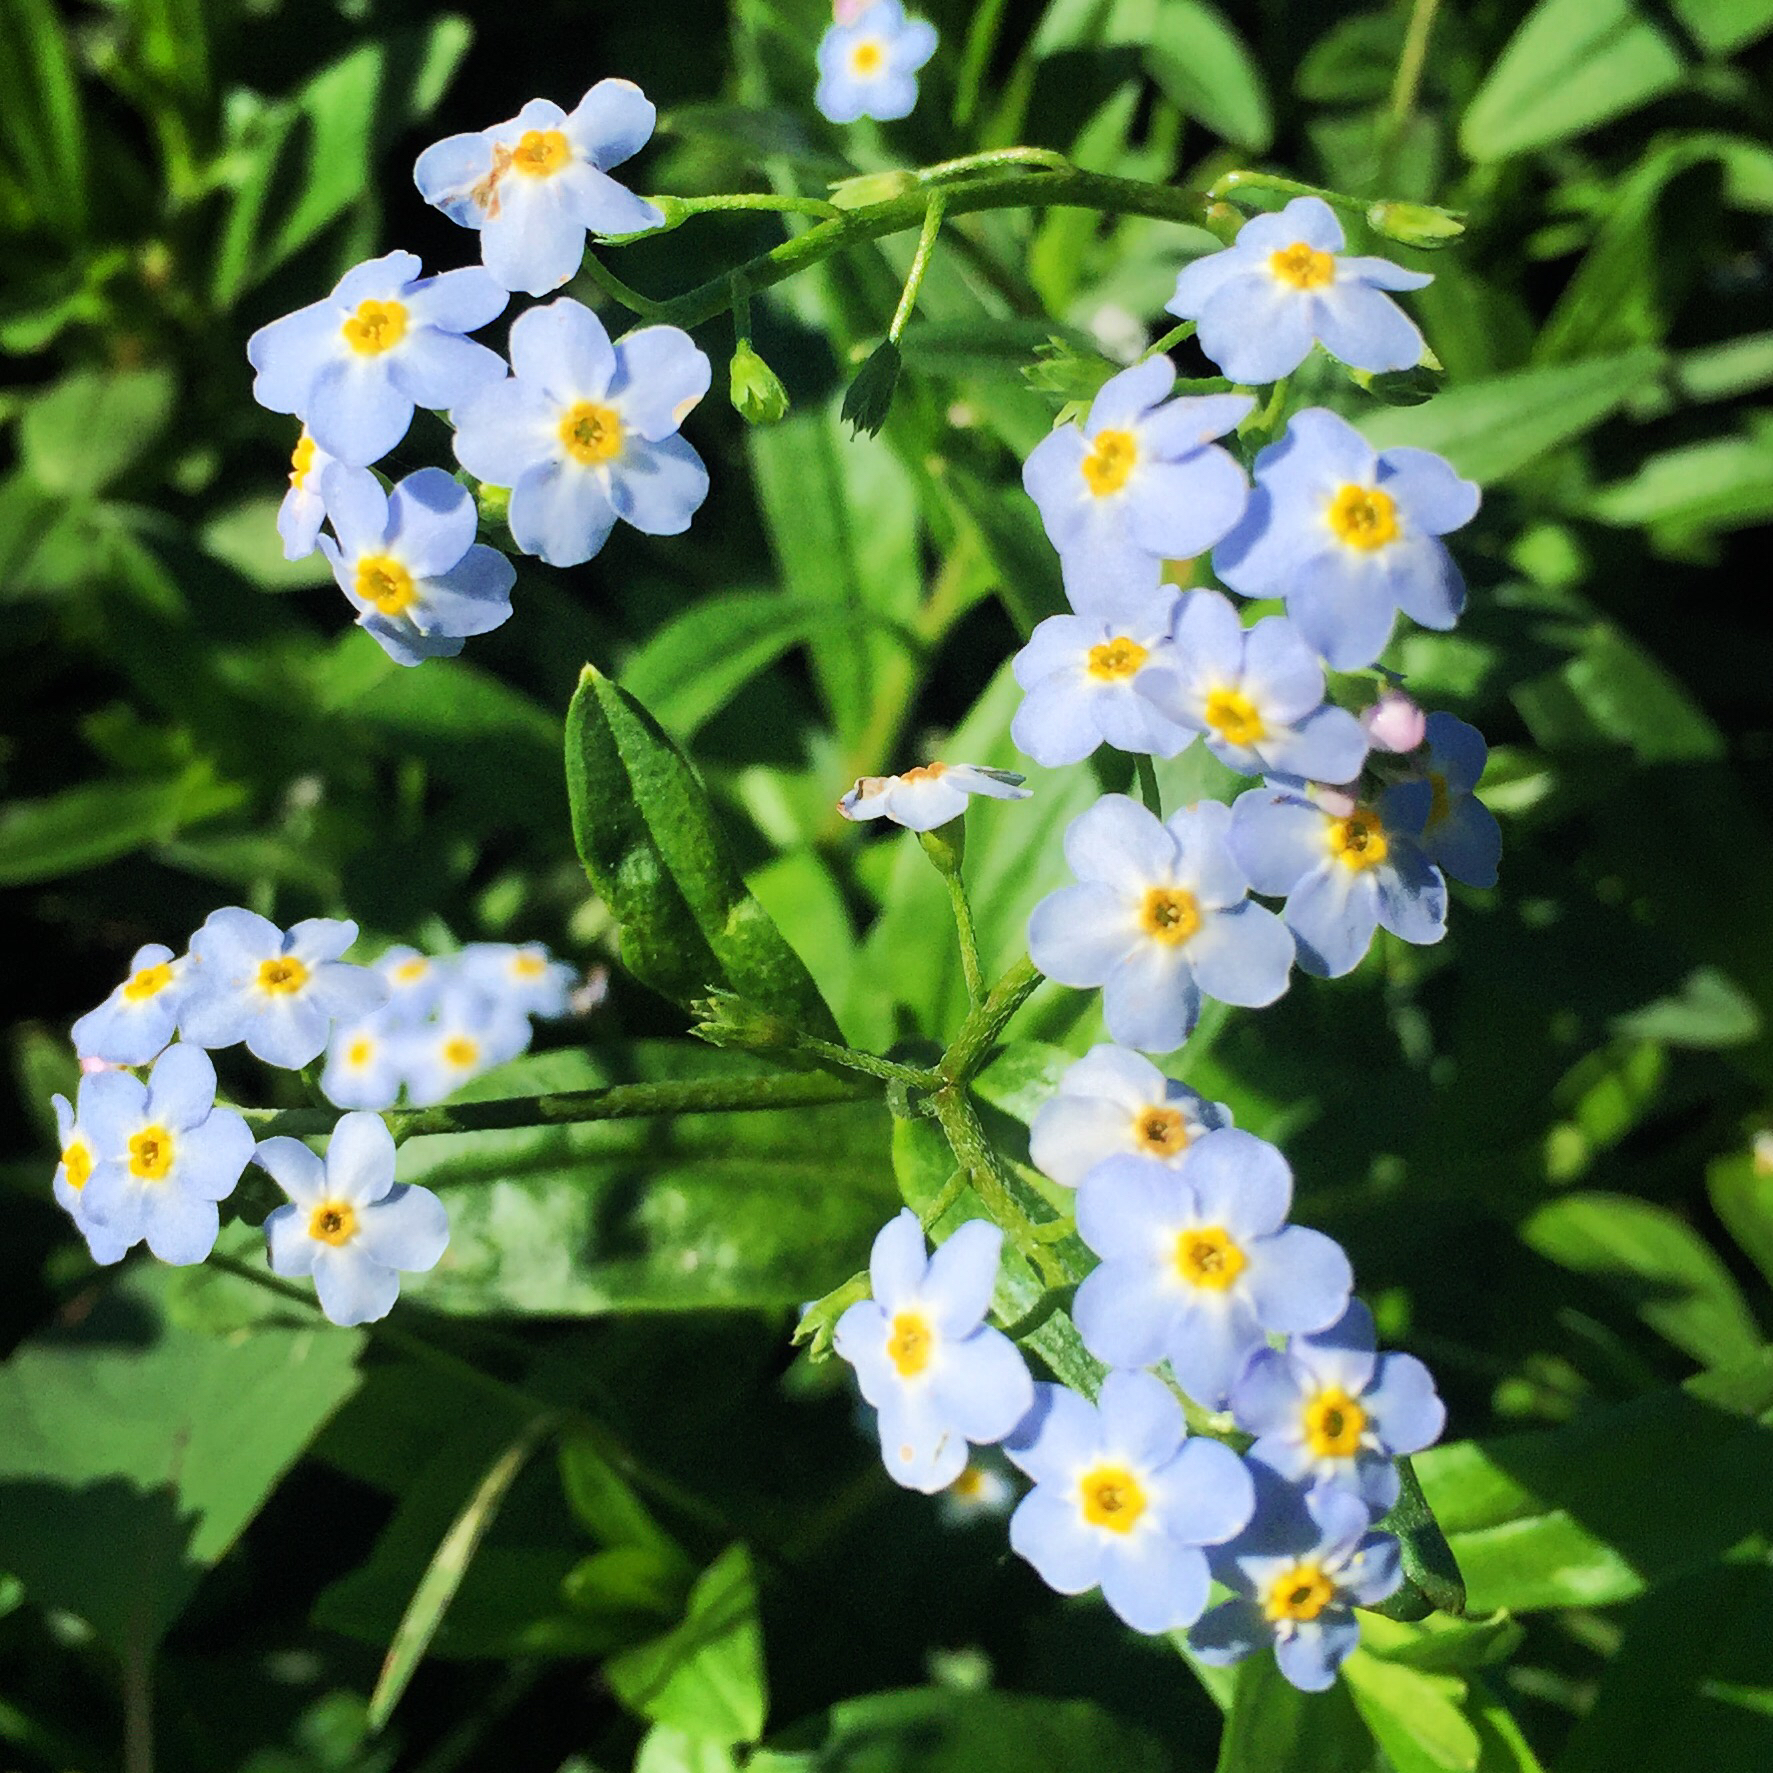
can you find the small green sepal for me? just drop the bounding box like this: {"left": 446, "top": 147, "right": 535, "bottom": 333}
{"left": 690, "top": 990, "right": 800, "bottom": 1053}
{"left": 841, "top": 340, "right": 901, "bottom": 437}
{"left": 1366, "top": 200, "right": 1467, "bottom": 251}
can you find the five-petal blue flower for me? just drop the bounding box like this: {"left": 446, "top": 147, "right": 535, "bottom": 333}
{"left": 815, "top": 1, "right": 939, "bottom": 124}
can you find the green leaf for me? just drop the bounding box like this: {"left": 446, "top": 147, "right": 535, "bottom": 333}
{"left": 0, "top": 0, "right": 89, "bottom": 237}
{"left": 635, "top": 1726, "right": 741, "bottom": 1773}
{"left": 1460, "top": 0, "right": 1686, "bottom": 162}
{"left": 1297, "top": 12, "right": 1408, "bottom": 104}
{"left": 0, "top": 1273, "right": 362, "bottom": 1650}
{"left": 1611, "top": 966, "right": 1760, "bottom": 1048}
{"left": 1670, "top": 0, "right": 1773, "bottom": 54}
{"left": 1416, "top": 1350, "right": 1773, "bottom": 1612}
{"left": 1708, "top": 1150, "right": 1773, "bottom": 1287}
{"left": 19, "top": 366, "right": 176, "bottom": 496}
{"left": 1143, "top": 1, "right": 1273, "bottom": 150}
{"left": 621, "top": 591, "right": 817, "bottom": 740}
{"left": 396, "top": 1048, "right": 894, "bottom": 1316}
{"left": 368, "top": 1412, "right": 562, "bottom": 1733}
{"left": 566, "top": 666, "right": 840, "bottom": 1036}
{"left": 1359, "top": 349, "right": 1665, "bottom": 483}
{"left": 1521, "top": 1191, "right": 1762, "bottom": 1368}
{"left": 1212, "top": 1651, "right": 1372, "bottom": 1773}
{"left": 1588, "top": 414, "right": 1773, "bottom": 540}
{"left": 606, "top": 1545, "right": 767, "bottom": 1745}
{"left": 753, "top": 1686, "right": 1172, "bottom": 1773}
{"left": 0, "top": 764, "right": 246, "bottom": 887}
{"left": 1342, "top": 1648, "right": 1481, "bottom": 1772}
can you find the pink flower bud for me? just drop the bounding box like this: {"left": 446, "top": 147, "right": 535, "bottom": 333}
{"left": 1314, "top": 785, "right": 1360, "bottom": 819}
{"left": 1360, "top": 687, "right": 1427, "bottom": 754}
{"left": 832, "top": 0, "right": 872, "bottom": 22}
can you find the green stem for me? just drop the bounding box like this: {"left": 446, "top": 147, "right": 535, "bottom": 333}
{"left": 940, "top": 954, "right": 1041, "bottom": 1084}
{"left": 649, "top": 190, "right": 845, "bottom": 224}
{"left": 943, "top": 868, "right": 988, "bottom": 1009}
{"left": 953, "top": 0, "right": 1012, "bottom": 127}
{"left": 1390, "top": 0, "right": 1445, "bottom": 129}
{"left": 888, "top": 193, "right": 947, "bottom": 345}
{"left": 1135, "top": 756, "right": 1164, "bottom": 818}
{"left": 931, "top": 1086, "right": 1066, "bottom": 1287}
{"left": 1209, "top": 169, "right": 1366, "bottom": 219}
{"left": 1241, "top": 374, "right": 1291, "bottom": 440}
{"left": 789, "top": 1034, "right": 939, "bottom": 1090}
{"left": 592, "top": 163, "right": 1207, "bottom": 331}
{"left": 1141, "top": 319, "right": 1197, "bottom": 362}
{"left": 919, "top": 1167, "right": 970, "bottom": 1228}
{"left": 236, "top": 1069, "right": 880, "bottom": 1143}
{"left": 730, "top": 271, "right": 753, "bottom": 345}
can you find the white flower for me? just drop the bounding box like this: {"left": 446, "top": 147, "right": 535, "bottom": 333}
{"left": 837, "top": 762, "right": 1030, "bottom": 832}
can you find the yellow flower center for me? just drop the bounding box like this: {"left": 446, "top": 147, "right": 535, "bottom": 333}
{"left": 512, "top": 950, "right": 548, "bottom": 979}
{"left": 1327, "top": 483, "right": 1398, "bottom": 551}
{"left": 951, "top": 1466, "right": 986, "bottom": 1500}
{"left": 1133, "top": 1104, "right": 1189, "bottom": 1157}
{"left": 341, "top": 298, "right": 408, "bottom": 356}
{"left": 560, "top": 400, "right": 624, "bottom": 465}
{"left": 887, "top": 1309, "right": 934, "bottom": 1378}
{"left": 1087, "top": 635, "right": 1148, "bottom": 680}
{"left": 128, "top": 1124, "right": 175, "bottom": 1182}
{"left": 1266, "top": 1562, "right": 1336, "bottom": 1623}
{"left": 1140, "top": 886, "right": 1200, "bottom": 945}
{"left": 345, "top": 1037, "right": 376, "bottom": 1068}
{"left": 309, "top": 1201, "right": 359, "bottom": 1247}
{"left": 1303, "top": 1387, "right": 1368, "bottom": 1459}
{"left": 290, "top": 430, "right": 317, "bottom": 489}
{"left": 1079, "top": 1464, "right": 1147, "bottom": 1533}
{"left": 61, "top": 1140, "right": 93, "bottom": 1191}
{"left": 443, "top": 1036, "right": 480, "bottom": 1069}
{"left": 1204, "top": 687, "right": 1267, "bottom": 747}
{"left": 1427, "top": 770, "right": 1451, "bottom": 827}
{"left": 1081, "top": 428, "right": 1138, "bottom": 497}
{"left": 123, "top": 962, "right": 175, "bottom": 1002}
{"left": 257, "top": 956, "right": 310, "bottom": 995}
{"left": 356, "top": 555, "right": 417, "bottom": 617}
{"left": 850, "top": 38, "right": 885, "bottom": 75}
{"left": 1269, "top": 242, "right": 1335, "bottom": 290}
{"left": 1175, "top": 1225, "right": 1246, "bottom": 1290}
{"left": 393, "top": 957, "right": 430, "bottom": 984}
{"left": 511, "top": 128, "right": 571, "bottom": 177}
{"left": 1328, "top": 807, "right": 1389, "bottom": 872}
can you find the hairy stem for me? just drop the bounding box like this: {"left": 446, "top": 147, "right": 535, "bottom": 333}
{"left": 888, "top": 193, "right": 947, "bottom": 344}
{"left": 941, "top": 954, "right": 1042, "bottom": 1084}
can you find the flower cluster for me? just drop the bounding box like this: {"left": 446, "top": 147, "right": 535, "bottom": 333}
{"left": 825, "top": 195, "right": 1486, "bottom": 1690}
{"left": 55, "top": 912, "right": 574, "bottom": 1322}
{"left": 321, "top": 940, "right": 576, "bottom": 1110}
{"left": 252, "top": 83, "right": 711, "bottom": 662}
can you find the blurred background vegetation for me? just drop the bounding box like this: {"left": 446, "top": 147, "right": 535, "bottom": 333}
{"left": 3, "top": 0, "right": 1773, "bottom": 1769}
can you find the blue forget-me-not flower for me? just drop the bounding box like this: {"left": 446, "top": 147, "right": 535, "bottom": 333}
{"left": 180, "top": 908, "right": 388, "bottom": 1070}
{"left": 1230, "top": 1299, "right": 1445, "bottom": 1514}
{"left": 459, "top": 942, "right": 578, "bottom": 1020}
{"left": 400, "top": 986, "right": 532, "bottom": 1108}
{"left": 1005, "top": 1370, "right": 1254, "bottom": 1634}
{"left": 247, "top": 251, "right": 507, "bottom": 467}
{"left": 1167, "top": 197, "right": 1431, "bottom": 385}
{"left": 815, "top": 1, "right": 938, "bottom": 125}
{"left": 76, "top": 1045, "right": 256, "bottom": 1266}
{"left": 836, "top": 762, "right": 1030, "bottom": 831}
{"left": 318, "top": 467, "right": 517, "bottom": 666}
{"left": 1072, "top": 1134, "right": 1353, "bottom": 1407}
{"left": 452, "top": 298, "right": 711, "bottom": 568}
{"left": 53, "top": 1085, "right": 134, "bottom": 1265}
{"left": 320, "top": 1010, "right": 408, "bottom": 1112}
{"left": 1230, "top": 782, "right": 1447, "bottom": 978}
{"left": 1010, "top": 586, "right": 1193, "bottom": 768}
{"left": 1190, "top": 1461, "right": 1402, "bottom": 1691}
{"left": 1386, "top": 713, "right": 1501, "bottom": 889}
{"left": 1027, "top": 795, "right": 1295, "bottom": 1052}
{"left": 1029, "top": 1044, "right": 1231, "bottom": 1188}
{"left": 71, "top": 941, "right": 193, "bottom": 1067}
{"left": 1022, "top": 359, "right": 1251, "bottom": 611}
{"left": 834, "top": 1210, "right": 1035, "bottom": 1494}
{"left": 256, "top": 1111, "right": 450, "bottom": 1327}
{"left": 1137, "top": 590, "right": 1371, "bottom": 782}
{"left": 278, "top": 428, "right": 374, "bottom": 561}
{"left": 1214, "top": 407, "right": 1479, "bottom": 670}
{"left": 415, "top": 84, "right": 666, "bottom": 297}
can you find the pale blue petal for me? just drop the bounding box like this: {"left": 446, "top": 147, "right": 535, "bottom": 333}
{"left": 386, "top": 469, "right": 476, "bottom": 576}
{"left": 1075, "top": 1156, "right": 1186, "bottom": 1261}
{"left": 1365, "top": 1352, "right": 1445, "bottom": 1455}
{"left": 1092, "top": 683, "right": 1193, "bottom": 758}
{"left": 1060, "top": 542, "right": 1163, "bottom": 616}
{"left": 357, "top": 1182, "right": 449, "bottom": 1271}
{"left": 1230, "top": 1348, "right": 1308, "bottom": 1438}
{"left": 1185, "top": 1128, "right": 1292, "bottom": 1238}
{"left": 1064, "top": 792, "right": 1176, "bottom": 887}
{"left": 1097, "top": 1368, "right": 1185, "bottom": 1467}
{"left": 608, "top": 433, "right": 709, "bottom": 536}
{"left": 1030, "top": 1094, "right": 1137, "bottom": 1186}
{"left": 266, "top": 1202, "right": 318, "bottom": 1276}
{"left": 1022, "top": 425, "right": 1092, "bottom": 553}
{"left": 1100, "top": 1535, "right": 1208, "bottom": 1633}
{"left": 414, "top": 131, "right": 493, "bottom": 226}
{"left": 1245, "top": 1226, "right": 1353, "bottom": 1334}
{"left": 326, "top": 1110, "right": 397, "bottom": 1206}
{"left": 1340, "top": 255, "right": 1433, "bottom": 293}
{"left": 1169, "top": 587, "right": 1247, "bottom": 685}
{"left": 565, "top": 78, "right": 656, "bottom": 166}
{"left": 1027, "top": 882, "right": 1138, "bottom": 987}
{"left": 1005, "top": 1382, "right": 1102, "bottom": 1488}
{"left": 312, "top": 1244, "right": 401, "bottom": 1326}
{"left": 1013, "top": 675, "right": 1106, "bottom": 767}
{"left": 926, "top": 1218, "right": 1002, "bottom": 1335}
{"left": 1285, "top": 863, "right": 1379, "bottom": 978}
{"left": 334, "top": 251, "right": 421, "bottom": 305}
{"left": 1230, "top": 790, "right": 1325, "bottom": 895}
{"left": 450, "top": 381, "right": 557, "bottom": 486}
{"left": 1426, "top": 797, "right": 1501, "bottom": 889}
{"left": 874, "top": 1393, "right": 969, "bottom": 1494}
{"left": 1009, "top": 1486, "right": 1102, "bottom": 1595}
{"left": 508, "top": 462, "right": 618, "bottom": 566}
{"left": 1125, "top": 448, "right": 1250, "bottom": 560}
{"left": 833, "top": 1300, "right": 895, "bottom": 1404}
{"left": 1086, "top": 356, "right": 1175, "bottom": 432}
{"left": 174, "top": 1112, "right": 255, "bottom": 1201}
{"left": 1102, "top": 943, "right": 1198, "bottom": 1051}
{"left": 1073, "top": 1262, "right": 1177, "bottom": 1368}
{"left": 1170, "top": 800, "right": 1253, "bottom": 909}
{"left": 410, "top": 547, "right": 516, "bottom": 639}
{"left": 78, "top": 1070, "right": 146, "bottom": 1153}
{"left": 1261, "top": 704, "right": 1369, "bottom": 785}
{"left": 320, "top": 463, "right": 390, "bottom": 557}
{"left": 558, "top": 161, "right": 665, "bottom": 238}
{"left": 1374, "top": 843, "right": 1448, "bottom": 946}
{"left": 1167, "top": 247, "right": 1252, "bottom": 318}
{"left": 1286, "top": 557, "right": 1399, "bottom": 670}
{"left": 610, "top": 326, "right": 711, "bottom": 440}
{"left": 1186, "top": 902, "right": 1294, "bottom": 1008}
{"left": 387, "top": 329, "right": 506, "bottom": 412}
{"left": 481, "top": 181, "right": 585, "bottom": 297}
{"left": 1341, "top": 1530, "right": 1403, "bottom": 1606}
{"left": 1197, "top": 278, "right": 1316, "bottom": 384}
{"left": 1313, "top": 283, "right": 1424, "bottom": 374}
{"left": 1166, "top": 1293, "right": 1265, "bottom": 1408}
{"left": 142, "top": 1191, "right": 220, "bottom": 1266}
{"left": 1239, "top": 615, "right": 1324, "bottom": 720}
{"left": 403, "top": 266, "right": 508, "bottom": 334}
{"left": 1385, "top": 534, "right": 1467, "bottom": 631}
{"left": 1188, "top": 1596, "right": 1267, "bottom": 1664}
{"left": 933, "top": 1329, "right": 1033, "bottom": 1444}
{"left": 869, "top": 1207, "right": 928, "bottom": 1312}
{"left": 1276, "top": 1616, "right": 1358, "bottom": 1691}
{"left": 888, "top": 15, "right": 938, "bottom": 74}
{"left": 1380, "top": 447, "right": 1479, "bottom": 534}
{"left": 1140, "top": 393, "right": 1256, "bottom": 454}
{"left": 1247, "top": 198, "right": 1345, "bottom": 254}
{"left": 246, "top": 300, "right": 340, "bottom": 414}
{"left": 306, "top": 357, "right": 411, "bottom": 468}
{"left": 1159, "top": 1436, "right": 1256, "bottom": 1546}
{"left": 254, "top": 1135, "right": 325, "bottom": 1206}
{"left": 1294, "top": 1300, "right": 1378, "bottom": 1395}
{"left": 509, "top": 298, "right": 616, "bottom": 401}
{"left": 244, "top": 998, "right": 332, "bottom": 1069}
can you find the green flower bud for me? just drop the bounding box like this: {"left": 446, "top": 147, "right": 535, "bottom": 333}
{"left": 728, "top": 341, "right": 790, "bottom": 425}
{"left": 474, "top": 480, "right": 512, "bottom": 529}
{"left": 1023, "top": 336, "right": 1121, "bottom": 406}
{"left": 829, "top": 169, "right": 918, "bottom": 210}
{"left": 690, "top": 990, "right": 799, "bottom": 1053}
{"left": 1366, "top": 200, "right": 1466, "bottom": 252}
{"left": 841, "top": 340, "right": 901, "bottom": 437}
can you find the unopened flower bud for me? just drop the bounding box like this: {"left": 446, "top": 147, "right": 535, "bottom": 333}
{"left": 1366, "top": 200, "right": 1466, "bottom": 251}
{"left": 475, "top": 480, "right": 512, "bottom": 530}
{"left": 691, "top": 990, "right": 798, "bottom": 1053}
{"left": 729, "top": 341, "right": 790, "bottom": 425}
{"left": 1360, "top": 687, "right": 1428, "bottom": 754}
{"left": 830, "top": 169, "right": 917, "bottom": 211}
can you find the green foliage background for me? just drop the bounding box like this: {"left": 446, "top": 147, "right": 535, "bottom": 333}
{"left": 3, "top": 0, "right": 1773, "bottom": 1769}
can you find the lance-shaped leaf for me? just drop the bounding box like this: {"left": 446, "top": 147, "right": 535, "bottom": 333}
{"left": 566, "top": 666, "right": 840, "bottom": 1039}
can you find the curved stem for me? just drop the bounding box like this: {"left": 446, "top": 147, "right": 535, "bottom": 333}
{"left": 237, "top": 1068, "right": 880, "bottom": 1143}
{"left": 941, "top": 954, "right": 1041, "bottom": 1084}
{"left": 1390, "top": 0, "right": 1446, "bottom": 130}
{"left": 591, "top": 165, "right": 1207, "bottom": 331}
{"left": 889, "top": 193, "right": 946, "bottom": 345}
